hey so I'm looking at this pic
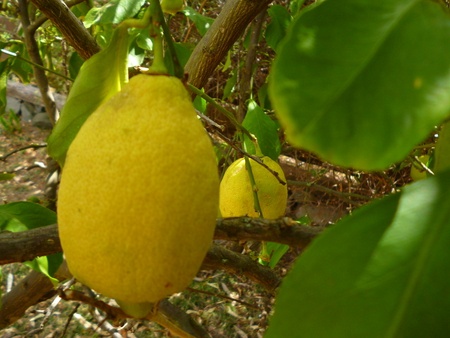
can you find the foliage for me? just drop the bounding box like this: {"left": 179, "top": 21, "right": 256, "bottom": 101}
{"left": 0, "top": 109, "right": 22, "bottom": 133}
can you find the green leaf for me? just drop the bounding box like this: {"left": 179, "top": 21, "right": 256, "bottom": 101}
{"left": 182, "top": 7, "right": 214, "bottom": 36}
{"left": 434, "top": 120, "right": 450, "bottom": 173}
{"left": 265, "top": 5, "right": 292, "bottom": 52}
{"left": 193, "top": 88, "right": 207, "bottom": 114}
{"left": 84, "top": 0, "right": 145, "bottom": 28}
{"left": 128, "top": 37, "right": 145, "bottom": 67}
{"left": 243, "top": 100, "right": 281, "bottom": 161}
{"left": 0, "top": 202, "right": 56, "bottom": 232}
{"left": 257, "top": 82, "right": 272, "bottom": 110}
{"left": 222, "top": 70, "right": 237, "bottom": 100}
{"left": 0, "top": 58, "right": 11, "bottom": 110}
{"left": 47, "top": 25, "right": 130, "bottom": 167}
{"left": 0, "top": 202, "right": 62, "bottom": 280}
{"left": 68, "top": 51, "right": 84, "bottom": 79}
{"left": 266, "top": 169, "right": 450, "bottom": 337}
{"left": 134, "top": 28, "right": 153, "bottom": 51}
{"left": 165, "top": 42, "right": 192, "bottom": 76}
{"left": 0, "top": 173, "right": 15, "bottom": 181}
{"left": 269, "top": 0, "right": 450, "bottom": 171}
{"left": 266, "top": 242, "right": 290, "bottom": 269}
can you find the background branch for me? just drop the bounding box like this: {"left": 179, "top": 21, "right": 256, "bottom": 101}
{"left": 237, "top": 9, "right": 267, "bottom": 122}
{"left": 28, "top": 0, "right": 101, "bottom": 60}
{"left": 18, "top": 0, "right": 58, "bottom": 126}
{"left": 184, "top": 0, "right": 272, "bottom": 89}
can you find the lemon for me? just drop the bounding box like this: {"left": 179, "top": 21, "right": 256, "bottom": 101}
{"left": 57, "top": 74, "right": 219, "bottom": 317}
{"left": 160, "top": 0, "right": 184, "bottom": 14}
{"left": 219, "top": 156, "right": 287, "bottom": 219}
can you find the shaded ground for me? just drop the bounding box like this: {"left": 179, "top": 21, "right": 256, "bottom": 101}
{"left": 1, "top": 122, "right": 49, "bottom": 203}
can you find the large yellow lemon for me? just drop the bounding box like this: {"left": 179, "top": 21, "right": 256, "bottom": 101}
{"left": 219, "top": 156, "right": 287, "bottom": 219}
{"left": 57, "top": 74, "right": 219, "bottom": 317}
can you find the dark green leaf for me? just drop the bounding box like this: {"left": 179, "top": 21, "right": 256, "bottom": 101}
{"left": 0, "top": 173, "right": 15, "bottom": 181}
{"left": 243, "top": 100, "right": 281, "bottom": 161}
{"left": 266, "top": 242, "right": 290, "bottom": 269}
{"left": 269, "top": 0, "right": 450, "bottom": 170}
{"left": 265, "top": 5, "right": 292, "bottom": 51}
{"left": 266, "top": 169, "right": 450, "bottom": 337}
{"left": 47, "top": 25, "right": 130, "bottom": 167}
{"left": 165, "top": 42, "right": 192, "bottom": 76}
{"left": 68, "top": 52, "right": 84, "bottom": 79}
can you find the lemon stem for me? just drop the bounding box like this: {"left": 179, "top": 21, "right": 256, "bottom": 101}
{"left": 244, "top": 156, "right": 264, "bottom": 218}
{"left": 119, "top": 5, "right": 152, "bottom": 29}
{"left": 145, "top": 1, "right": 169, "bottom": 75}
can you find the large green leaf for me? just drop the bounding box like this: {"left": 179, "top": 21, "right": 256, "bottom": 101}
{"left": 269, "top": 0, "right": 450, "bottom": 170}
{"left": 266, "top": 169, "right": 450, "bottom": 337}
{"left": 47, "top": 25, "right": 129, "bottom": 167}
{"left": 0, "top": 202, "right": 62, "bottom": 280}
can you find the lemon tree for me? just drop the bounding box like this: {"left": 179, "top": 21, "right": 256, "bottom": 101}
{"left": 1, "top": 0, "right": 450, "bottom": 337}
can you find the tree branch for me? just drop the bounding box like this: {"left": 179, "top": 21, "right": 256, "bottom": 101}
{"left": 184, "top": 0, "right": 272, "bottom": 89}
{"left": 203, "top": 243, "right": 281, "bottom": 292}
{"left": 215, "top": 217, "right": 323, "bottom": 248}
{"left": 237, "top": 10, "right": 267, "bottom": 122}
{"left": 28, "top": 0, "right": 101, "bottom": 60}
{"left": 0, "top": 219, "right": 322, "bottom": 267}
{"left": 18, "top": 0, "right": 58, "bottom": 126}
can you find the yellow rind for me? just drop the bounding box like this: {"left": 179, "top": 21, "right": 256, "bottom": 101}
{"left": 58, "top": 75, "right": 219, "bottom": 305}
{"left": 219, "top": 156, "right": 287, "bottom": 219}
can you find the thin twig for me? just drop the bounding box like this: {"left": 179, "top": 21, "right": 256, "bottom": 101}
{"left": 186, "top": 287, "right": 259, "bottom": 310}
{"left": 61, "top": 303, "right": 81, "bottom": 337}
{"left": 288, "top": 180, "right": 372, "bottom": 206}
{"left": 0, "top": 143, "right": 47, "bottom": 161}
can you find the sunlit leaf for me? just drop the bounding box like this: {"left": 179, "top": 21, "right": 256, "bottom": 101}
{"left": 47, "top": 25, "right": 130, "bottom": 167}
{"left": 84, "top": 0, "right": 145, "bottom": 28}
{"left": 183, "top": 7, "right": 214, "bottom": 36}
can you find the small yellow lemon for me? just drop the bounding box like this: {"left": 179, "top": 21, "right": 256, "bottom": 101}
{"left": 160, "top": 0, "right": 184, "bottom": 14}
{"left": 57, "top": 74, "right": 219, "bottom": 317}
{"left": 219, "top": 156, "right": 287, "bottom": 219}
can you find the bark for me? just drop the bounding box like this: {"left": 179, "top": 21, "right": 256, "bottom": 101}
{"left": 0, "top": 225, "right": 60, "bottom": 265}
{"left": 237, "top": 10, "right": 267, "bottom": 122}
{"left": 203, "top": 243, "right": 281, "bottom": 292}
{"left": 0, "top": 219, "right": 296, "bottom": 330}
{"left": 185, "top": 0, "right": 272, "bottom": 89}
{"left": 0, "top": 219, "right": 322, "bottom": 266}
{"left": 215, "top": 217, "right": 324, "bottom": 249}
{"left": 28, "top": 0, "right": 101, "bottom": 60}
